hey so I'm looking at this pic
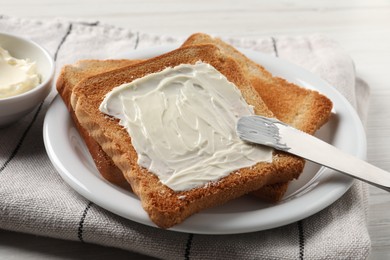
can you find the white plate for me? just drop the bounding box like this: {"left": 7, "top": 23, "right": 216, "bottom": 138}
{"left": 43, "top": 46, "right": 366, "bottom": 234}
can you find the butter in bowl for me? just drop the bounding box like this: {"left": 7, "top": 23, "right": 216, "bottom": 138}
{"left": 0, "top": 32, "right": 55, "bottom": 127}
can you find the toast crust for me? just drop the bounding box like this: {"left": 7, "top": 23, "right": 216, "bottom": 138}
{"left": 71, "top": 44, "right": 303, "bottom": 228}
{"left": 57, "top": 59, "right": 139, "bottom": 189}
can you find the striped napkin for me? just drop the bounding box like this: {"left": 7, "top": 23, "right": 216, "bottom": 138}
{"left": 0, "top": 15, "right": 371, "bottom": 259}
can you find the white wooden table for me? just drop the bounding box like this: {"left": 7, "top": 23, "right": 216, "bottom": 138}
{"left": 1, "top": 1, "right": 389, "bottom": 259}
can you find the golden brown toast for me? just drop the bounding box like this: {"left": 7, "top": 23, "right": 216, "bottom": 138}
{"left": 182, "top": 33, "right": 333, "bottom": 200}
{"left": 57, "top": 58, "right": 293, "bottom": 201}
{"left": 70, "top": 44, "right": 304, "bottom": 228}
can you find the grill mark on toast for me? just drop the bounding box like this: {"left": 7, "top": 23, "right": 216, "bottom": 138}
{"left": 0, "top": 103, "right": 43, "bottom": 173}
{"left": 78, "top": 201, "right": 93, "bottom": 242}
{"left": 184, "top": 233, "right": 194, "bottom": 260}
{"left": 298, "top": 220, "right": 305, "bottom": 259}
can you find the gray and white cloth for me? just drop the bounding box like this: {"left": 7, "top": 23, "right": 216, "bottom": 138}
{"left": 0, "top": 15, "right": 371, "bottom": 259}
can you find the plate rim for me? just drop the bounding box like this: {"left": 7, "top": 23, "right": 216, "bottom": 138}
{"left": 43, "top": 45, "right": 366, "bottom": 234}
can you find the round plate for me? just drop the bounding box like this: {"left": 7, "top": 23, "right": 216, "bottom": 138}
{"left": 43, "top": 46, "right": 366, "bottom": 234}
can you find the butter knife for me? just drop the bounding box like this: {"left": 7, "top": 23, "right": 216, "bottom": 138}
{"left": 236, "top": 115, "right": 390, "bottom": 192}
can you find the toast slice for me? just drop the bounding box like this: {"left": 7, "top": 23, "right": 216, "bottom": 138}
{"left": 57, "top": 59, "right": 295, "bottom": 202}
{"left": 70, "top": 44, "right": 304, "bottom": 228}
{"left": 182, "top": 33, "right": 333, "bottom": 201}
{"left": 58, "top": 60, "right": 293, "bottom": 202}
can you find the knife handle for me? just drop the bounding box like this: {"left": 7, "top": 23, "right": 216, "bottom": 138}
{"left": 281, "top": 124, "right": 390, "bottom": 192}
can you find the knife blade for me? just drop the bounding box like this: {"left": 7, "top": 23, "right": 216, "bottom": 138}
{"left": 236, "top": 115, "right": 390, "bottom": 192}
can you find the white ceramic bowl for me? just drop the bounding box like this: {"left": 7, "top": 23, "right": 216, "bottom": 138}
{"left": 0, "top": 32, "right": 55, "bottom": 127}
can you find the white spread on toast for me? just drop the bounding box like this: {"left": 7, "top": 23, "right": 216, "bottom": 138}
{"left": 0, "top": 46, "right": 41, "bottom": 99}
{"left": 99, "top": 62, "right": 272, "bottom": 191}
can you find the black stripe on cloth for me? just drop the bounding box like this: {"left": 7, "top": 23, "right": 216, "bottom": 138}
{"left": 134, "top": 31, "right": 140, "bottom": 50}
{"left": 54, "top": 23, "right": 73, "bottom": 61}
{"left": 298, "top": 220, "right": 305, "bottom": 260}
{"left": 184, "top": 233, "right": 194, "bottom": 260}
{"left": 0, "top": 103, "right": 43, "bottom": 174}
{"left": 271, "top": 37, "right": 279, "bottom": 57}
{"left": 78, "top": 201, "right": 93, "bottom": 243}
{"left": 76, "top": 21, "right": 100, "bottom": 26}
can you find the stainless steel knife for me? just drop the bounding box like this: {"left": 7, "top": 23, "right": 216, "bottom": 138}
{"left": 236, "top": 115, "right": 390, "bottom": 192}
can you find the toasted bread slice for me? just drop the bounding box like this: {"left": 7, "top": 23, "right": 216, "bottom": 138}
{"left": 182, "top": 33, "right": 333, "bottom": 201}
{"left": 70, "top": 44, "right": 304, "bottom": 228}
{"left": 57, "top": 59, "right": 293, "bottom": 201}
{"left": 57, "top": 58, "right": 296, "bottom": 202}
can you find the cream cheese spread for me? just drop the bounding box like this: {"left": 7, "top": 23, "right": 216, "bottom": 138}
{"left": 0, "top": 46, "right": 41, "bottom": 99}
{"left": 100, "top": 62, "right": 273, "bottom": 191}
